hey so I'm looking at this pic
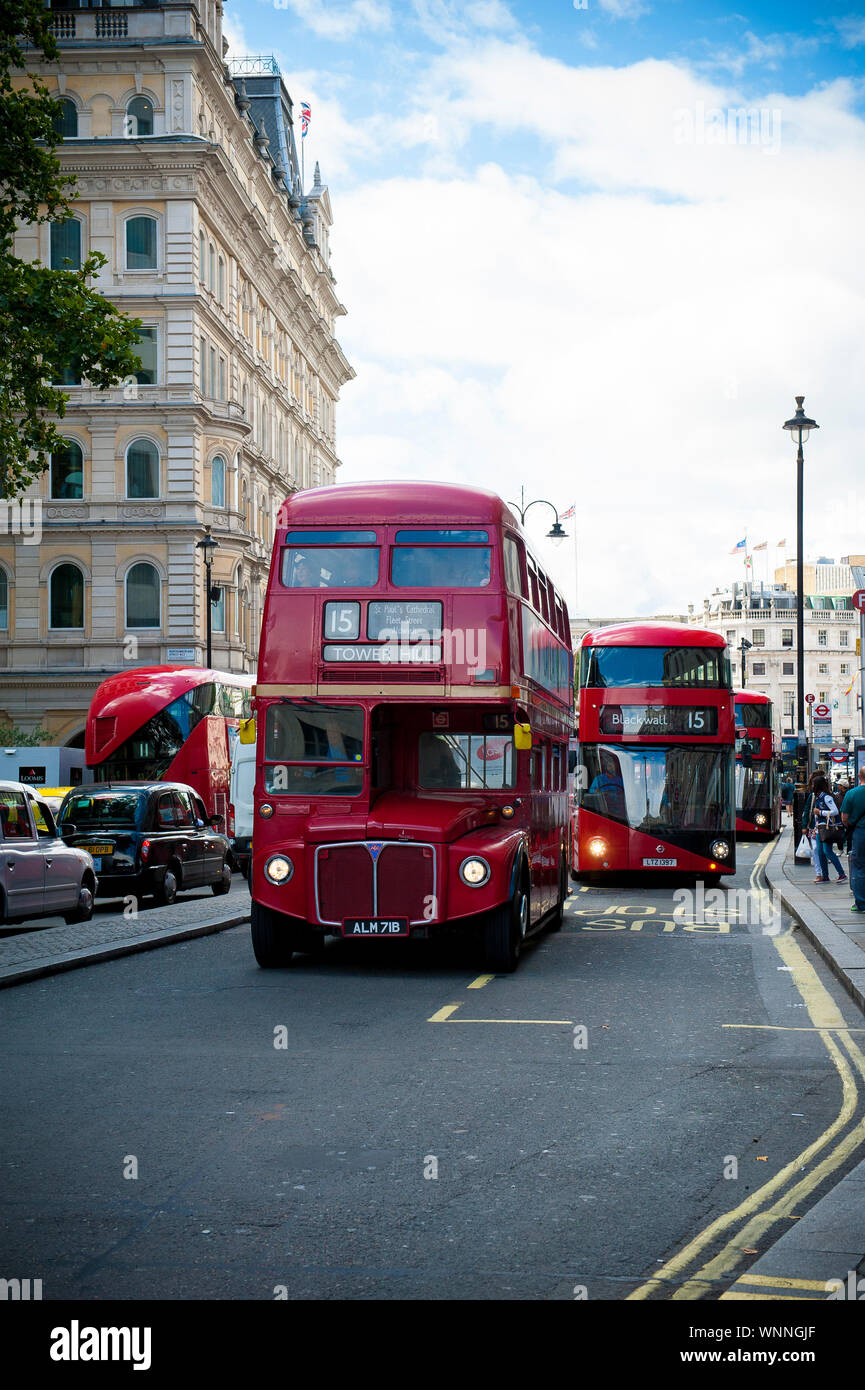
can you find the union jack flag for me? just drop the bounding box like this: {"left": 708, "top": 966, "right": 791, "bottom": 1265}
{"left": 300, "top": 103, "right": 311, "bottom": 137}
{"left": 560, "top": 503, "right": 576, "bottom": 519}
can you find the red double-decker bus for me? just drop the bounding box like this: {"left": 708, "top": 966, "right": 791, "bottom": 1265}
{"left": 734, "top": 690, "right": 781, "bottom": 836}
{"left": 250, "top": 481, "right": 574, "bottom": 972}
{"left": 573, "top": 622, "right": 736, "bottom": 878}
{"left": 85, "top": 666, "right": 254, "bottom": 820}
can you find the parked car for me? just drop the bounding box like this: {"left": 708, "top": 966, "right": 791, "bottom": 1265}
{"left": 228, "top": 728, "right": 255, "bottom": 878}
{"left": 56, "top": 782, "right": 232, "bottom": 907}
{"left": 0, "top": 781, "right": 96, "bottom": 926}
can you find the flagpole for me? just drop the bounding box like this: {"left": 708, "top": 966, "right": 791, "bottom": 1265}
{"left": 573, "top": 508, "right": 578, "bottom": 618}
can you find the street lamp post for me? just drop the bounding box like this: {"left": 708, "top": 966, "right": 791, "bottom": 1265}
{"left": 739, "top": 637, "right": 752, "bottom": 687}
{"left": 507, "top": 486, "right": 567, "bottom": 543}
{"left": 782, "top": 395, "right": 819, "bottom": 782}
{"left": 196, "top": 525, "right": 220, "bottom": 668}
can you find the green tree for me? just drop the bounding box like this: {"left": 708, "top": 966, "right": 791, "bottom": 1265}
{"left": 0, "top": 0, "right": 143, "bottom": 497}
{"left": 0, "top": 722, "right": 52, "bottom": 747}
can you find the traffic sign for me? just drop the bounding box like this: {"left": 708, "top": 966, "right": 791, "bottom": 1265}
{"left": 805, "top": 693, "right": 816, "bottom": 705}
{"left": 830, "top": 747, "right": 848, "bottom": 763}
{"left": 852, "top": 589, "right": 865, "bottom": 613}
{"left": 815, "top": 703, "right": 830, "bottom": 717}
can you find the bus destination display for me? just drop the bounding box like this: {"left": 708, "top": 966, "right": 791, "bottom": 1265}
{"left": 599, "top": 705, "right": 719, "bottom": 736}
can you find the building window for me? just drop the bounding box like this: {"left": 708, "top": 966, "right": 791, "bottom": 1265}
{"left": 752, "top": 662, "right": 766, "bottom": 676}
{"left": 209, "top": 242, "right": 215, "bottom": 292}
{"left": 50, "top": 441, "right": 83, "bottom": 499}
{"left": 125, "top": 562, "right": 160, "bottom": 628}
{"left": 126, "top": 438, "right": 159, "bottom": 498}
{"left": 818, "top": 662, "right": 828, "bottom": 675}
{"left": 211, "top": 586, "right": 225, "bottom": 633}
{"left": 134, "top": 327, "right": 157, "bottom": 385}
{"left": 781, "top": 628, "right": 793, "bottom": 647}
{"left": 200, "top": 337, "right": 207, "bottom": 394}
{"left": 125, "top": 96, "right": 153, "bottom": 137}
{"left": 218, "top": 356, "right": 226, "bottom": 401}
{"left": 726, "top": 630, "right": 736, "bottom": 644}
{"left": 211, "top": 456, "right": 226, "bottom": 508}
{"left": 126, "top": 215, "right": 157, "bottom": 269}
{"left": 782, "top": 661, "right": 794, "bottom": 675}
{"left": 783, "top": 692, "right": 794, "bottom": 717}
{"left": 218, "top": 255, "right": 225, "bottom": 306}
{"left": 818, "top": 690, "right": 829, "bottom": 704}
{"left": 209, "top": 345, "right": 216, "bottom": 397}
{"left": 199, "top": 231, "right": 206, "bottom": 284}
{"left": 0, "top": 571, "right": 8, "bottom": 629}
{"left": 50, "top": 219, "right": 82, "bottom": 270}
{"left": 50, "top": 564, "right": 84, "bottom": 629}
{"left": 840, "top": 630, "right": 849, "bottom": 647}
{"left": 751, "top": 629, "right": 765, "bottom": 646}
{"left": 52, "top": 98, "right": 78, "bottom": 138}
{"left": 817, "top": 629, "right": 828, "bottom": 647}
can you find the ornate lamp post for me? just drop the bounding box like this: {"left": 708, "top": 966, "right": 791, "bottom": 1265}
{"left": 196, "top": 525, "right": 220, "bottom": 668}
{"left": 782, "top": 396, "right": 819, "bottom": 778}
{"left": 507, "top": 486, "right": 567, "bottom": 544}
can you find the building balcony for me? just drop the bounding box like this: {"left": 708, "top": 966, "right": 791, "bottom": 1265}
{"left": 46, "top": 3, "right": 197, "bottom": 44}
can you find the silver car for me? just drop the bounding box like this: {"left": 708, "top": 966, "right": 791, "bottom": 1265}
{"left": 0, "top": 782, "right": 97, "bottom": 926}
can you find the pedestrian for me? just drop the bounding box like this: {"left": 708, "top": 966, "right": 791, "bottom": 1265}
{"left": 810, "top": 774, "right": 847, "bottom": 884}
{"left": 801, "top": 773, "right": 823, "bottom": 878}
{"left": 781, "top": 776, "right": 794, "bottom": 815}
{"left": 841, "top": 767, "right": 865, "bottom": 912}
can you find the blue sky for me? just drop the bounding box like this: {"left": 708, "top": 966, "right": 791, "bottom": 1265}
{"left": 224, "top": 2, "right": 865, "bottom": 615}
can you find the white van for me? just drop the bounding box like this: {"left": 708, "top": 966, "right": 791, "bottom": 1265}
{"left": 228, "top": 726, "right": 255, "bottom": 877}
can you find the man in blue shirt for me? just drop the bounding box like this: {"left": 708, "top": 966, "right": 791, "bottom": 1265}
{"left": 841, "top": 768, "right": 865, "bottom": 912}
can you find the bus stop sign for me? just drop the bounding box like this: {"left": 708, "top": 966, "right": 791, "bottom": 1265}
{"left": 853, "top": 589, "right": 865, "bottom": 613}
{"left": 830, "top": 746, "right": 848, "bottom": 763}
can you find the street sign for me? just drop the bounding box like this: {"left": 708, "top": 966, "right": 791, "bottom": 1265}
{"left": 805, "top": 693, "right": 815, "bottom": 704}
{"left": 830, "top": 747, "right": 848, "bottom": 763}
{"left": 852, "top": 589, "right": 865, "bottom": 613}
{"left": 815, "top": 703, "right": 830, "bottom": 718}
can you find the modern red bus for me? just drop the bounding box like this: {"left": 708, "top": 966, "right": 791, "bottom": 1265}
{"left": 734, "top": 690, "right": 781, "bottom": 836}
{"left": 250, "top": 480, "right": 574, "bottom": 972}
{"left": 85, "top": 666, "right": 254, "bottom": 821}
{"left": 573, "top": 622, "right": 736, "bottom": 878}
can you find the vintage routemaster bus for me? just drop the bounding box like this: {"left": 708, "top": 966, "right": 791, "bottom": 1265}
{"left": 250, "top": 481, "right": 574, "bottom": 972}
{"left": 573, "top": 622, "right": 736, "bottom": 878}
{"left": 85, "top": 666, "right": 254, "bottom": 821}
{"left": 734, "top": 690, "right": 781, "bottom": 836}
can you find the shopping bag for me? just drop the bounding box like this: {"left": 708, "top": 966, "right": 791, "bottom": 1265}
{"left": 796, "top": 834, "right": 811, "bottom": 858}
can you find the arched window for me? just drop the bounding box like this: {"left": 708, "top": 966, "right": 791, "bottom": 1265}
{"left": 50, "top": 441, "right": 83, "bottom": 499}
{"left": 50, "top": 564, "right": 84, "bottom": 630}
{"left": 209, "top": 242, "right": 215, "bottom": 291}
{"left": 126, "top": 438, "right": 159, "bottom": 498}
{"left": 218, "top": 255, "right": 225, "bottom": 305}
{"left": 126, "top": 215, "right": 157, "bottom": 269}
{"left": 52, "top": 98, "right": 78, "bottom": 138}
{"left": 50, "top": 218, "right": 81, "bottom": 270}
{"left": 125, "top": 96, "right": 153, "bottom": 137}
{"left": 233, "top": 565, "right": 242, "bottom": 635}
{"left": 211, "top": 455, "right": 226, "bottom": 508}
{"left": 125, "top": 562, "right": 160, "bottom": 628}
{"left": 199, "top": 230, "right": 206, "bottom": 283}
{"left": 211, "top": 585, "right": 225, "bottom": 633}
{"left": 0, "top": 571, "right": 8, "bottom": 630}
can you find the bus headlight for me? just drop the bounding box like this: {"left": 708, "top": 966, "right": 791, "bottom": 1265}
{"left": 588, "top": 836, "right": 608, "bottom": 858}
{"left": 710, "top": 839, "right": 730, "bottom": 860}
{"left": 755, "top": 813, "right": 767, "bottom": 827}
{"left": 265, "top": 855, "right": 293, "bottom": 884}
{"left": 460, "top": 856, "right": 491, "bottom": 887}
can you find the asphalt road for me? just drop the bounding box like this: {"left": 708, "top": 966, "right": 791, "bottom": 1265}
{"left": 2, "top": 838, "right": 864, "bottom": 1301}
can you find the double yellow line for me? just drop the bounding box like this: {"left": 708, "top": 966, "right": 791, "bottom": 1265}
{"left": 628, "top": 840, "right": 865, "bottom": 1300}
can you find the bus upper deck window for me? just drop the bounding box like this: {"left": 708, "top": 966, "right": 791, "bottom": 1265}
{"left": 282, "top": 538, "right": 379, "bottom": 589}
{"left": 392, "top": 546, "right": 491, "bottom": 588}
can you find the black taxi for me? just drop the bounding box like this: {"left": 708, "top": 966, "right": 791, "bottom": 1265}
{"left": 57, "top": 783, "right": 232, "bottom": 907}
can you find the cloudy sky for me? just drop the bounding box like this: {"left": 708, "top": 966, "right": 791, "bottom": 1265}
{"left": 225, "top": 0, "right": 865, "bottom": 618}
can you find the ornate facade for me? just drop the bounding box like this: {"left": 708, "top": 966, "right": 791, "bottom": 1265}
{"left": 2, "top": 2, "right": 354, "bottom": 743}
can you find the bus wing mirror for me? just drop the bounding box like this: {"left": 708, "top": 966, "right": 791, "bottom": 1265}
{"left": 239, "top": 717, "right": 256, "bottom": 745}
{"left": 514, "top": 723, "right": 532, "bottom": 751}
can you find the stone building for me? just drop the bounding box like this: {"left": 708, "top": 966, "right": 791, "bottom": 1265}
{"left": 1, "top": 2, "right": 354, "bottom": 745}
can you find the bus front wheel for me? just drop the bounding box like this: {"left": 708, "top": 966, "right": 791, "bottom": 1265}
{"left": 251, "top": 901, "right": 300, "bottom": 968}
{"left": 483, "top": 884, "right": 528, "bottom": 974}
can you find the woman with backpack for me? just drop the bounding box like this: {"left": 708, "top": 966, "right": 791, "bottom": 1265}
{"left": 810, "top": 774, "right": 847, "bottom": 884}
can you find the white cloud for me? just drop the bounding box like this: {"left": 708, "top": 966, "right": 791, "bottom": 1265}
{"left": 272, "top": 0, "right": 391, "bottom": 41}
{"left": 328, "top": 45, "right": 865, "bottom": 615}
{"left": 221, "top": 9, "right": 249, "bottom": 56}
{"left": 597, "top": 0, "right": 650, "bottom": 17}
{"left": 835, "top": 15, "right": 865, "bottom": 48}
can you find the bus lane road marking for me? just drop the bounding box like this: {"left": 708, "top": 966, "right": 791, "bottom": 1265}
{"left": 569, "top": 904, "right": 734, "bottom": 935}
{"left": 627, "top": 840, "right": 865, "bottom": 1301}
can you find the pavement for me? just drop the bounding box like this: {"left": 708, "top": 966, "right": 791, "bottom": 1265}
{"left": 0, "top": 876, "right": 251, "bottom": 988}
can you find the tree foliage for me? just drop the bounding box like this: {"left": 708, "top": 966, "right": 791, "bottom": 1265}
{"left": 0, "top": 0, "right": 143, "bottom": 498}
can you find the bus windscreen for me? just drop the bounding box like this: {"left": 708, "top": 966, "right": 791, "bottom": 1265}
{"left": 581, "top": 646, "right": 731, "bottom": 689}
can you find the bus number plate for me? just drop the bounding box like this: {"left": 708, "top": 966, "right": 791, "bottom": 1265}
{"left": 642, "top": 858, "right": 677, "bottom": 867}
{"left": 342, "top": 918, "right": 409, "bottom": 937}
